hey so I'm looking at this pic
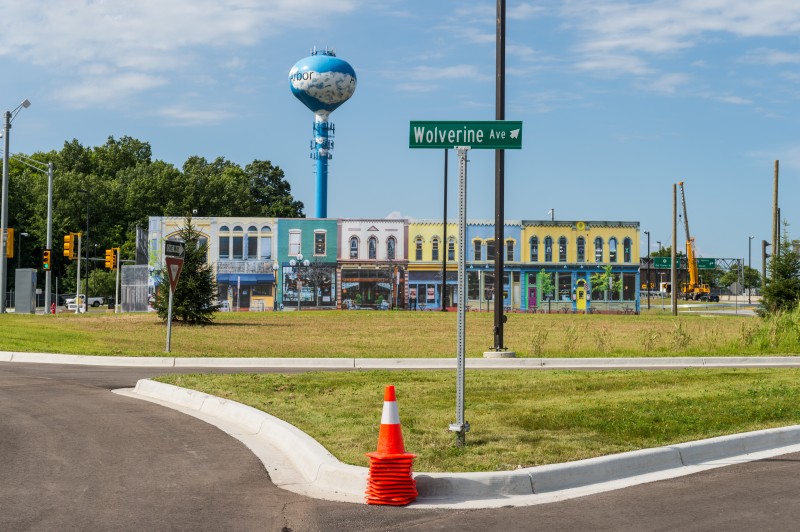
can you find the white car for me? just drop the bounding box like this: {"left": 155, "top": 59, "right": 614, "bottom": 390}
{"left": 65, "top": 296, "right": 105, "bottom": 308}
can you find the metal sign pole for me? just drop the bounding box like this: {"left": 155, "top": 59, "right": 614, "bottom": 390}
{"left": 165, "top": 287, "right": 174, "bottom": 352}
{"left": 75, "top": 235, "right": 82, "bottom": 314}
{"left": 115, "top": 248, "right": 120, "bottom": 314}
{"left": 449, "top": 146, "right": 470, "bottom": 447}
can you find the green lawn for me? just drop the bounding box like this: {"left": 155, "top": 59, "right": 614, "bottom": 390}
{"left": 0, "top": 310, "right": 781, "bottom": 358}
{"left": 156, "top": 368, "right": 800, "bottom": 472}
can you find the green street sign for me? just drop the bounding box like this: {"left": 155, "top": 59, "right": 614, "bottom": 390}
{"left": 653, "top": 257, "right": 687, "bottom": 268}
{"left": 697, "top": 258, "right": 716, "bottom": 269}
{"left": 409, "top": 121, "right": 523, "bottom": 149}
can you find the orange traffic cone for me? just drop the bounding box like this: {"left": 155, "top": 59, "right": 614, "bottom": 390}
{"left": 365, "top": 385, "right": 418, "bottom": 506}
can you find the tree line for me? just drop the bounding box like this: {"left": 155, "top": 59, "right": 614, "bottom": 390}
{"left": 7, "top": 135, "right": 303, "bottom": 295}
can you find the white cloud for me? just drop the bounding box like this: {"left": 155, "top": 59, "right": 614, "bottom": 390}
{"left": 740, "top": 48, "right": 800, "bottom": 65}
{"left": 56, "top": 73, "right": 168, "bottom": 107}
{"left": 635, "top": 72, "right": 691, "bottom": 94}
{"left": 157, "top": 105, "right": 236, "bottom": 126}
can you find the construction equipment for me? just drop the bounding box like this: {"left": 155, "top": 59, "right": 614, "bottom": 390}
{"left": 678, "top": 182, "right": 710, "bottom": 300}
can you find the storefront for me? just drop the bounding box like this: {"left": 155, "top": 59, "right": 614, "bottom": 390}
{"left": 217, "top": 273, "right": 276, "bottom": 311}
{"left": 340, "top": 267, "right": 404, "bottom": 309}
{"left": 281, "top": 262, "right": 337, "bottom": 309}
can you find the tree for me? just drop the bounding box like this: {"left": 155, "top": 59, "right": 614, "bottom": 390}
{"left": 591, "top": 264, "right": 623, "bottom": 309}
{"left": 153, "top": 218, "right": 218, "bottom": 325}
{"left": 537, "top": 269, "right": 554, "bottom": 300}
{"left": 245, "top": 160, "right": 305, "bottom": 217}
{"left": 760, "top": 228, "right": 800, "bottom": 315}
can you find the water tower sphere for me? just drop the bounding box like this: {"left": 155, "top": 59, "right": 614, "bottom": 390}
{"left": 289, "top": 52, "right": 357, "bottom": 115}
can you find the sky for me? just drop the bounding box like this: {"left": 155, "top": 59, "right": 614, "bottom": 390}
{"left": 1, "top": 0, "right": 799, "bottom": 261}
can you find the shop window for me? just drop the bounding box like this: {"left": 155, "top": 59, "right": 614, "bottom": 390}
{"left": 558, "top": 272, "right": 572, "bottom": 301}
{"left": 289, "top": 230, "right": 301, "bottom": 256}
{"left": 232, "top": 226, "right": 244, "bottom": 260}
{"left": 432, "top": 238, "right": 439, "bottom": 261}
{"left": 368, "top": 236, "right": 377, "bottom": 260}
{"left": 448, "top": 238, "right": 455, "bottom": 261}
{"left": 387, "top": 237, "right": 396, "bottom": 260}
{"left": 349, "top": 236, "right": 359, "bottom": 259}
{"left": 530, "top": 236, "right": 539, "bottom": 262}
{"left": 594, "top": 237, "right": 603, "bottom": 263}
{"left": 246, "top": 226, "right": 258, "bottom": 259}
{"left": 415, "top": 237, "right": 423, "bottom": 261}
{"left": 623, "top": 237, "right": 632, "bottom": 263}
{"left": 609, "top": 237, "right": 618, "bottom": 263}
{"left": 468, "top": 272, "right": 480, "bottom": 300}
{"left": 315, "top": 231, "right": 326, "bottom": 256}
{"left": 558, "top": 237, "right": 567, "bottom": 262}
{"left": 218, "top": 225, "right": 230, "bottom": 260}
{"left": 486, "top": 240, "right": 495, "bottom": 261}
{"left": 260, "top": 226, "right": 272, "bottom": 259}
{"left": 623, "top": 272, "right": 636, "bottom": 300}
{"left": 506, "top": 240, "right": 514, "bottom": 262}
{"left": 544, "top": 236, "right": 553, "bottom": 262}
{"left": 577, "top": 237, "right": 585, "bottom": 263}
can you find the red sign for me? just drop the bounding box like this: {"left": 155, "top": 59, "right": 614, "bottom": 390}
{"left": 165, "top": 257, "right": 184, "bottom": 292}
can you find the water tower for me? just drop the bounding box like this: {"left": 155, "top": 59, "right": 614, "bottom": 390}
{"left": 289, "top": 48, "right": 357, "bottom": 218}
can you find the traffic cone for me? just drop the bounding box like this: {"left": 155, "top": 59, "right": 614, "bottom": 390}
{"left": 365, "top": 385, "right": 417, "bottom": 506}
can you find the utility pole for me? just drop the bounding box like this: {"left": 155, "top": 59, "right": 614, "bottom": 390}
{"left": 491, "top": 0, "right": 507, "bottom": 354}
{"left": 772, "top": 160, "right": 779, "bottom": 279}
{"left": 671, "top": 184, "right": 677, "bottom": 316}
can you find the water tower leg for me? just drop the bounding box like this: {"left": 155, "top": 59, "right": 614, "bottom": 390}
{"left": 314, "top": 116, "right": 329, "bottom": 218}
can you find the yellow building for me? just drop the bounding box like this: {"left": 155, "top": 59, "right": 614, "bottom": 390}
{"left": 407, "top": 221, "right": 459, "bottom": 309}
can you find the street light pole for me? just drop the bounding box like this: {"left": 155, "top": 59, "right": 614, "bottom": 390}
{"left": 0, "top": 98, "right": 31, "bottom": 313}
{"left": 17, "top": 231, "right": 28, "bottom": 268}
{"left": 748, "top": 235, "right": 754, "bottom": 304}
{"left": 644, "top": 230, "right": 650, "bottom": 310}
{"left": 78, "top": 189, "right": 90, "bottom": 312}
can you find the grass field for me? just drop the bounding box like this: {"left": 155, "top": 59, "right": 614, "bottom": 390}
{"left": 0, "top": 309, "right": 783, "bottom": 358}
{"left": 156, "top": 368, "right": 800, "bottom": 472}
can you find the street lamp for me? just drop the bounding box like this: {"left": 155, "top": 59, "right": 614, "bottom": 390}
{"left": 656, "top": 241, "right": 662, "bottom": 252}
{"left": 78, "top": 189, "right": 90, "bottom": 312}
{"left": 272, "top": 262, "right": 279, "bottom": 311}
{"left": 748, "top": 235, "right": 754, "bottom": 305}
{"left": 289, "top": 253, "right": 310, "bottom": 311}
{"left": 644, "top": 231, "right": 650, "bottom": 310}
{"left": 0, "top": 98, "right": 31, "bottom": 313}
{"left": 17, "top": 231, "right": 28, "bottom": 268}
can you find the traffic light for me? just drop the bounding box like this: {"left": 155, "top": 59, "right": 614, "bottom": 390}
{"left": 113, "top": 247, "right": 119, "bottom": 269}
{"left": 42, "top": 249, "right": 51, "bottom": 270}
{"left": 63, "top": 232, "right": 79, "bottom": 260}
{"left": 5, "top": 228, "right": 13, "bottom": 259}
{"left": 105, "top": 248, "right": 114, "bottom": 269}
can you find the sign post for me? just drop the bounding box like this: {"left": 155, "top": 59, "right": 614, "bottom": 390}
{"left": 164, "top": 240, "right": 185, "bottom": 353}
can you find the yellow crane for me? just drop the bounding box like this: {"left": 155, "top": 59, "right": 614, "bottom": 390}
{"left": 678, "top": 182, "right": 710, "bottom": 300}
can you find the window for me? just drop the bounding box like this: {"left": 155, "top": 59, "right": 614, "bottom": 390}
{"left": 260, "top": 226, "right": 272, "bottom": 259}
{"left": 349, "top": 236, "right": 359, "bottom": 259}
{"left": 289, "top": 230, "right": 301, "bottom": 256}
{"left": 594, "top": 237, "right": 603, "bottom": 263}
{"left": 368, "top": 236, "right": 377, "bottom": 260}
{"left": 558, "top": 272, "right": 572, "bottom": 301}
{"left": 415, "top": 237, "right": 423, "bottom": 261}
{"left": 473, "top": 240, "right": 482, "bottom": 261}
{"left": 246, "top": 226, "right": 258, "bottom": 260}
{"left": 609, "top": 237, "right": 618, "bottom": 263}
{"left": 506, "top": 240, "right": 514, "bottom": 262}
{"left": 232, "top": 226, "right": 244, "bottom": 260}
{"left": 530, "top": 236, "right": 539, "bottom": 262}
{"left": 558, "top": 237, "right": 567, "bottom": 262}
{"left": 218, "top": 225, "right": 230, "bottom": 260}
{"left": 544, "top": 237, "right": 553, "bottom": 262}
{"left": 432, "top": 238, "right": 439, "bottom": 261}
{"left": 448, "top": 238, "right": 455, "bottom": 261}
{"left": 387, "top": 237, "right": 396, "bottom": 260}
{"left": 577, "top": 237, "right": 585, "bottom": 263}
{"left": 315, "top": 231, "right": 326, "bottom": 256}
{"left": 486, "top": 239, "right": 495, "bottom": 261}
{"left": 623, "top": 237, "right": 632, "bottom": 263}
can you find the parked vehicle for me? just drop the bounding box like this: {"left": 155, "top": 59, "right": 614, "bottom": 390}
{"left": 65, "top": 295, "right": 105, "bottom": 307}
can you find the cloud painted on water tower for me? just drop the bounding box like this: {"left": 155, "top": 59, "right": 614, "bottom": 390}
{"left": 290, "top": 50, "right": 357, "bottom": 218}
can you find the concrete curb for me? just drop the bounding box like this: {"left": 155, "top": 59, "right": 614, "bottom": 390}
{"left": 126, "top": 379, "right": 800, "bottom": 508}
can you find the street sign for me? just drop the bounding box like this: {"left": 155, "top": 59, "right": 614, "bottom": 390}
{"left": 165, "top": 257, "right": 184, "bottom": 293}
{"left": 165, "top": 239, "right": 185, "bottom": 258}
{"left": 653, "top": 257, "right": 687, "bottom": 268}
{"left": 409, "top": 121, "right": 523, "bottom": 149}
{"left": 697, "top": 258, "right": 716, "bottom": 269}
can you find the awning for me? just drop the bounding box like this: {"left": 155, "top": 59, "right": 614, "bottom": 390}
{"left": 217, "top": 273, "right": 275, "bottom": 285}
{"left": 341, "top": 282, "right": 360, "bottom": 289}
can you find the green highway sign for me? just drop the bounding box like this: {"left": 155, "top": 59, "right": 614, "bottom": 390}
{"left": 409, "top": 121, "right": 523, "bottom": 149}
{"left": 697, "top": 258, "right": 716, "bottom": 269}
{"left": 653, "top": 257, "right": 687, "bottom": 268}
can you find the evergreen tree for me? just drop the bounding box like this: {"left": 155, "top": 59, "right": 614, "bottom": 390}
{"left": 760, "top": 228, "right": 800, "bottom": 315}
{"left": 154, "top": 217, "right": 218, "bottom": 325}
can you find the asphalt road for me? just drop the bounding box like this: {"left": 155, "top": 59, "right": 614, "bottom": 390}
{"left": 3, "top": 361, "right": 800, "bottom": 531}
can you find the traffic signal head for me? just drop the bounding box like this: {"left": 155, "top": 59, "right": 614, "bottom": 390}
{"left": 105, "top": 248, "right": 114, "bottom": 269}
{"left": 43, "top": 249, "right": 51, "bottom": 270}
{"left": 5, "top": 228, "right": 13, "bottom": 259}
{"left": 63, "top": 233, "right": 73, "bottom": 259}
